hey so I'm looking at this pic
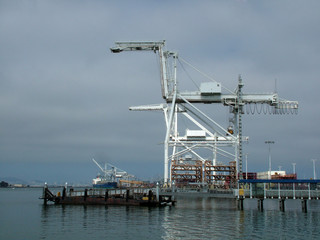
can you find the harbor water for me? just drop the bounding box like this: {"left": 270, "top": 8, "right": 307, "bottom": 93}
{"left": 1, "top": 188, "right": 320, "bottom": 239}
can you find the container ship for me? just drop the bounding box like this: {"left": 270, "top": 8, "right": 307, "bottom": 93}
{"left": 92, "top": 158, "right": 133, "bottom": 188}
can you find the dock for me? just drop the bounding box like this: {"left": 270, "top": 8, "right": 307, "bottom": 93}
{"left": 236, "top": 179, "right": 320, "bottom": 212}
{"left": 41, "top": 184, "right": 175, "bottom": 207}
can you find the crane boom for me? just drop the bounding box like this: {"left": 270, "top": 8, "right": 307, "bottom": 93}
{"left": 110, "top": 41, "right": 164, "bottom": 52}
{"left": 110, "top": 41, "right": 298, "bottom": 111}
{"left": 92, "top": 158, "right": 105, "bottom": 173}
{"left": 110, "top": 41, "right": 174, "bottom": 99}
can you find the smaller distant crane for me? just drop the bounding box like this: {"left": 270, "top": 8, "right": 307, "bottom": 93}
{"left": 92, "top": 158, "right": 128, "bottom": 181}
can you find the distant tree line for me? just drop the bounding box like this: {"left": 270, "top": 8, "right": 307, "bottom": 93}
{"left": 0, "top": 181, "right": 9, "bottom": 187}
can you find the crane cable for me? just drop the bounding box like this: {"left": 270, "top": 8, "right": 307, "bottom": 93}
{"left": 179, "top": 56, "right": 235, "bottom": 95}
{"left": 177, "top": 58, "right": 200, "bottom": 91}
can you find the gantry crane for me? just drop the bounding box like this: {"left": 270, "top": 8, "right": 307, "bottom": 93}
{"left": 92, "top": 158, "right": 128, "bottom": 181}
{"left": 110, "top": 41, "right": 298, "bottom": 186}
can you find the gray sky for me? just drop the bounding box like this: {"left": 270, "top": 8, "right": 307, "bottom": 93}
{"left": 1, "top": 0, "right": 319, "bottom": 184}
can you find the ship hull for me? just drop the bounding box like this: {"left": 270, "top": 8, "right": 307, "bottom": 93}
{"left": 93, "top": 182, "right": 117, "bottom": 188}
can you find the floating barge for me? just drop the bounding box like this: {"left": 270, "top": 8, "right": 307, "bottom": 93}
{"left": 41, "top": 185, "right": 175, "bottom": 207}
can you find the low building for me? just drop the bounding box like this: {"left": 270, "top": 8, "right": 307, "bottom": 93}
{"left": 257, "top": 171, "right": 286, "bottom": 180}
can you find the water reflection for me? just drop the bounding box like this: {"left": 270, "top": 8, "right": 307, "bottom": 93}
{"left": 39, "top": 197, "right": 320, "bottom": 240}
{"left": 161, "top": 197, "right": 238, "bottom": 239}
{"left": 161, "top": 197, "right": 320, "bottom": 240}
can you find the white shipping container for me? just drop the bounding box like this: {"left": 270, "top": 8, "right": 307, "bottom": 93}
{"left": 186, "top": 129, "right": 206, "bottom": 138}
{"left": 200, "top": 82, "right": 221, "bottom": 94}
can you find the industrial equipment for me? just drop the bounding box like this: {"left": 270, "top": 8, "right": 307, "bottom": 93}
{"left": 110, "top": 41, "right": 298, "bottom": 186}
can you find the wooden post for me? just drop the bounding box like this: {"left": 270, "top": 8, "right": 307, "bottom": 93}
{"left": 43, "top": 183, "right": 48, "bottom": 205}
{"left": 105, "top": 190, "right": 108, "bottom": 201}
{"left": 302, "top": 199, "right": 307, "bottom": 213}
{"left": 148, "top": 190, "right": 153, "bottom": 203}
{"left": 126, "top": 189, "right": 130, "bottom": 202}
{"left": 237, "top": 197, "right": 244, "bottom": 210}
{"left": 258, "top": 198, "right": 264, "bottom": 211}
{"left": 62, "top": 187, "right": 66, "bottom": 200}
{"left": 84, "top": 188, "right": 88, "bottom": 201}
{"left": 279, "top": 198, "right": 285, "bottom": 212}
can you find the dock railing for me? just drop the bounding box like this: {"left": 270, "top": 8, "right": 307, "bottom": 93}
{"left": 237, "top": 179, "right": 320, "bottom": 200}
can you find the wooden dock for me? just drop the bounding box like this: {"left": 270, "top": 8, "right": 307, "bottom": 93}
{"left": 41, "top": 184, "right": 175, "bottom": 207}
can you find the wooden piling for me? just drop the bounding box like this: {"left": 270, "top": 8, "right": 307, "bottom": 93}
{"left": 302, "top": 199, "right": 307, "bottom": 213}
{"left": 258, "top": 198, "right": 264, "bottom": 211}
{"left": 279, "top": 198, "right": 285, "bottom": 212}
{"left": 148, "top": 190, "right": 153, "bottom": 203}
{"left": 237, "top": 197, "right": 244, "bottom": 210}
{"left": 62, "top": 187, "right": 66, "bottom": 199}
{"left": 84, "top": 188, "right": 88, "bottom": 201}
{"left": 43, "top": 187, "right": 48, "bottom": 206}
{"left": 126, "top": 189, "right": 130, "bottom": 202}
{"left": 105, "top": 190, "right": 108, "bottom": 201}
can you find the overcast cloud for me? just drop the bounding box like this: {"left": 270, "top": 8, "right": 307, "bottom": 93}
{"left": 0, "top": 0, "right": 319, "bottom": 184}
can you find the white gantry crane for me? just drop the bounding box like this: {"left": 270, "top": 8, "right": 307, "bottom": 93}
{"left": 110, "top": 41, "right": 298, "bottom": 186}
{"left": 92, "top": 158, "right": 128, "bottom": 181}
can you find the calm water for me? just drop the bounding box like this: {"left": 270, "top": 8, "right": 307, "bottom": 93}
{"left": 1, "top": 188, "right": 320, "bottom": 240}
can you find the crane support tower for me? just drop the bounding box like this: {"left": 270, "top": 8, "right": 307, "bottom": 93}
{"left": 110, "top": 41, "right": 298, "bottom": 187}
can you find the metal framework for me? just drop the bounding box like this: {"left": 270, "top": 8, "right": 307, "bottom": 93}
{"left": 170, "top": 159, "right": 236, "bottom": 188}
{"left": 171, "top": 159, "right": 203, "bottom": 184}
{"left": 110, "top": 41, "right": 299, "bottom": 186}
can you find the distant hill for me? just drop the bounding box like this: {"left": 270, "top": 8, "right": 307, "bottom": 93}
{"left": 0, "top": 177, "right": 28, "bottom": 185}
{"left": 0, "top": 177, "right": 47, "bottom": 186}
{"left": 0, "top": 177, "right": 90, "bottom": 187}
